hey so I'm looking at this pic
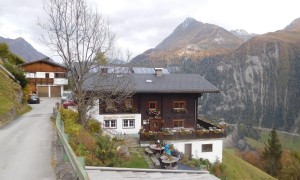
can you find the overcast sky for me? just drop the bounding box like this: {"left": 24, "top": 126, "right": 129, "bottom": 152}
{"left": 0, "top": 0, "right": 299, "bottom": 61}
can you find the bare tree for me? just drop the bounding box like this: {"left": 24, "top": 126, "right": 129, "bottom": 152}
{"left": 39, "top": 0, "right": 133, "bottom": 127}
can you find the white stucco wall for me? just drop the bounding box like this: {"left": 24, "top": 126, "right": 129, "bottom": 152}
{"left": 168, "top": 139, "right": 223, "bottom": 163}
{"left": 91, "top": 102, "right": 141, "bottom": 134}
{"left": 92, "top": 112, "right": 141, "bottom": 134}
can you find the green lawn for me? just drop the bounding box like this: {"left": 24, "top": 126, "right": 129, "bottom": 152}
{"left": 121, "top": 148, "right": 149, "bottom": 168}
{"left": 223, "top": 148, "right": 276, "bottom": 180}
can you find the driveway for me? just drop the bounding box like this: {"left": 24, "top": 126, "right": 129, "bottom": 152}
{"left": 0, "top": 97, "right": 60, "bottom": 180}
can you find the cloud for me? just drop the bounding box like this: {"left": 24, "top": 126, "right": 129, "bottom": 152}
{"left": 0, "top": 0, "right": 299, "bottom": 60}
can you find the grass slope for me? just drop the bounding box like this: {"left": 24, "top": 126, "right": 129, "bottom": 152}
{"left": 246, "top": 130, "right": 300, "bottom": 154}
{"left": 0, "top": 68, "right": 30, "bottom": 124}
{"left": 0, "top": 68, "right": 17, "bottom": 116}
{"left": 223, "top": 148, "right": 275, "bottom": 180}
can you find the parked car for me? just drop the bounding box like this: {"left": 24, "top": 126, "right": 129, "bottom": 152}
{"left": 28, "top": 95, "right": 40, "bottom": 104}
{"left": 63, "top": 99, "right": 77, "bottom": 109}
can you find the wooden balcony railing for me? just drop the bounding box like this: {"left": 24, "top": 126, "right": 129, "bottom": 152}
{"left": 139, "top": 128, "right": 226, "bottom": 141}
{"left": 28, "top": 78, "right": 54, "bottom": 84}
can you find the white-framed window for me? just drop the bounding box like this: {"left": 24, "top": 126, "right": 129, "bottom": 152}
{"left": 202, "top": 144, "right": 213, "bottom": 152}
{"left": 123, "top": 119, "right": 135, "bottom": 129}
{"left": 104, "top": 120, "right": 117, "bottom": 128}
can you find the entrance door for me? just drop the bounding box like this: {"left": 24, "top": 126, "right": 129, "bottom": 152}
{"left": 149, "top": 119, "right": 161, "bottom": 132}
{"left": 184, "top": 143, "right": 192, "bottom": 160}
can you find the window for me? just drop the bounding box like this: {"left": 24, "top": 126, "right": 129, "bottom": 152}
{"left": 149, "top": 101, "right": 157, "bottom": 110}
{"left": 123, "top": 119, "right": 135, "bottom": 128}
{"left": 125, "top": 99, "right": 133, "bottom": 108}
{"left": 45, "top": 73, "right": 49, "bottom": 78}
{"left": 104, "top": 120, "right": 116, "bottom": 128}
{"left": 173, "top": 101, "right": 186, "bottom": 109}
{"left": 173, "top": 119, "right": 184, "bottom": 128}
{"left": 202, "top": 144, "right": 213, "bottom": 152}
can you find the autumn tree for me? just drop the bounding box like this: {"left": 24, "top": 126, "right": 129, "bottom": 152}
{"left": 262, "top": 128, "right": 282, "bottom": 177}
{"left": 279, "top": 150, "right": 300, "bottom": 179}
{"left": 40, "top": 0, "right": 133, "bottom": 126}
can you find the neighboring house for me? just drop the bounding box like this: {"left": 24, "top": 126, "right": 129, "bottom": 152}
{"left": 21, "top": 58, "right": 68, "bottom": 97}
{"left": 87, "top": 67, "right": 225, "bottom": 163}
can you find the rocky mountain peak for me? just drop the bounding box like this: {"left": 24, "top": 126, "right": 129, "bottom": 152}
{"left": 284, "top": 17, "right": 300, "bottom": 30}
{"left": 131, "top": 18, "right": 243, "bottom": 65}
{"left": 231, "top": 29, "right": 250, "bottom": 36}
{"left": 230, "top": 29, "right": 257, "bottom": 42}
{"left": 176, "top": 17, "right": 199, "bottom": 31}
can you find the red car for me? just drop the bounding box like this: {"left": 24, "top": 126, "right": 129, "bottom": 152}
{"left": 63, "top": 99, "right": 77, "bottom": 109}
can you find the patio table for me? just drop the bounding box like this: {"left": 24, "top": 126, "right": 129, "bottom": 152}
{"left": 160, "top": 155, "right": 179, "bottom": 169}
{"left": 150, "top": 144, "right": 164, "bottom": 154}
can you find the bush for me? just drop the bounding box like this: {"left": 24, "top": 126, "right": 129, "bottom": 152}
{"left": 210, "top": 159, "right": 227, "bottom": 179}
{"left": 59, "top": 110, "right": 126, "bottom": 167}
{"left": 88, "top": 119, "right": 102, "bottom": 134}
{"left": 61, "top": 109, "right": 78, "bottom": 124}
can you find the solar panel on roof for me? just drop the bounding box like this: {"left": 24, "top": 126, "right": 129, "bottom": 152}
{"left": 133, "top": 67, "right": 167, "bottom": 74}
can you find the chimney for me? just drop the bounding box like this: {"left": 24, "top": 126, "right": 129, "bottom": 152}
{"left": 154, "top": 68, "right": 163, "bottom": 77}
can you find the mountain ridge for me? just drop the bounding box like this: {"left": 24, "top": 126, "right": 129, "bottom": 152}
{"left": 0, "top": 36, "right": 47, "bottom": 62}
{"left": 195, "top": 19, "right": 300, "bottom": 133}
{"left": 131, "top": 17, "right": 244, "bottom": 65}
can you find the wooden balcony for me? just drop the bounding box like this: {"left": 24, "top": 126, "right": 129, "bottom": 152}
{"left": 139, "top": 128, "right": 226, "bottom": 141}
{"left": 28, "top": 78, "right": 54, "bottom": 85}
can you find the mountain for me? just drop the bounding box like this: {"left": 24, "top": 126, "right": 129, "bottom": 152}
{"left": 131, "top": 18, "right": 244, "bottom": 65}
{"left": 230, "top": 29, "right": 257, "bottom": 42}
{"left": 0, "top": 36, "right": 47, "bottom": 62}
{"left": 284, "top": 17, "right": 300, "bottom": 30}
{"left": 194, "top": 19, "right": 300, "bottom": 133}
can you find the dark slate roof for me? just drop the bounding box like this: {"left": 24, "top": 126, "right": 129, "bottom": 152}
{"left": 134, "top": 74, "right": 219, "bottom": 93}
{"left": 83, "top": 73, "right": 219, "bottom": 94}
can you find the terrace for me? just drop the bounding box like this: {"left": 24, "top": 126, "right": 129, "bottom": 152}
{"left": 139, "top": 119, "right": 226, "bottom": 141}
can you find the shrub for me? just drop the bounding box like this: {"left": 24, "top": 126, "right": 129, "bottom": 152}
{"left": 88, "top": 119, "right": 102, "bottom": 134}
{"left": 210, "top": 159, "right": 227, "bottom": 179}
{"left": 61, "top": 109, "right": 78, "bottom": 124}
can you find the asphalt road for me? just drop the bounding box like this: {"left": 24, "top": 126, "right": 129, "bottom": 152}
{"left": 0, "top": 97, "right": 60, "bottom": 180}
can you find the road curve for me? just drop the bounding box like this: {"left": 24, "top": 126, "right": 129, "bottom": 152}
{"left": 0, "top": 97, "right": 60, "bottom": 180}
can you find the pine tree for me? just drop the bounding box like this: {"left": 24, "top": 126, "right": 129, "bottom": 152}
{"left": 262, "top": 128, "right": 282, "bottom": 177}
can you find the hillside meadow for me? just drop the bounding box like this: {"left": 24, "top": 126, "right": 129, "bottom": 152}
{"left": 0, "top": 68, "right": 30, "bottom": 125}
{"left": 246, "top": 129, "right": 300, "bottom": 153}
{"left": 223, "top": 148, "right": 275, "bottom": 180}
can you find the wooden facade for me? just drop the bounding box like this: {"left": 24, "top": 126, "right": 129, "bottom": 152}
{"left": 99, "top": 93, "right": 200, "bottom": 132}
{"left": 21, "top": 58, "right": 68, "bottom": 97}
